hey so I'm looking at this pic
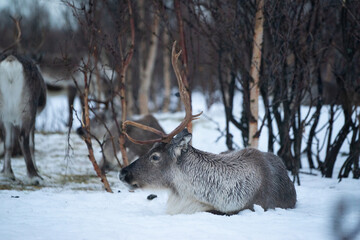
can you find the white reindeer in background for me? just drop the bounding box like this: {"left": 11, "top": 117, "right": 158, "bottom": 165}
{"left": 0, "top": 18, "right": 47, "bottom": 184}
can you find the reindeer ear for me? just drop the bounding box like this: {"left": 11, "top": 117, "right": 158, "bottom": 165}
{"left": 177, "top": 133, "right": 192, "bottom": 150}
{"left": 170, "top": 129, "right": 192, "bottom": 161}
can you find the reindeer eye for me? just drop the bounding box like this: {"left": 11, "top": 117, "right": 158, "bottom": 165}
{"left": 151, "top": 154, "right": 160, "bottom": 161}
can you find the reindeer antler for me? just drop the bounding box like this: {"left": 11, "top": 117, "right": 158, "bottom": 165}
{"left": 1, "top": 16, "right": 22, "bottom": 55}
{"left": 122, "top": 120, "right": 167, "bottom": 145}
{"left": 122, "top": 41, "right": 202, "bottom": 144}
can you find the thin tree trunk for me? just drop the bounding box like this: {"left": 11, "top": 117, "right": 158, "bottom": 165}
{"left": 260, "top": 84, "right": 274, "bottom": 152}
{"left": 138, "top": 4, "right": 160, "bottom": 115}
{"left": 118, "top": 0, "right": 135, "bottom": 167}
{"left": 162, "top": 29, "right": 171, "bottom": 113}
{"left": 82, "top": 67, "right": 113, "bottom": 193}
{"left": 248, "top": 0, "right": 264, "bottom": 148}
{"left": 126, "top": 66, "right": 134, "bottom": 117}
{"left": 138, "top": 0, "right": 146, "bottom": 109}
{"left": 94, "top": 49, "right": 101, "bottom": 110}
{"left": 306, "top": 73, "right": 323, "bottom": 170}
{"left": 324, "top": 116, "right": 352, "bottom": 178}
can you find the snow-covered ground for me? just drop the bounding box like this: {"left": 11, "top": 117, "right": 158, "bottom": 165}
{"left": 1, "top": 93, "right": 359, "bottom": 240}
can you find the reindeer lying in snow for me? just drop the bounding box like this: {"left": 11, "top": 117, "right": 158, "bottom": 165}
{"left": 120, "top": 129, "right": 297, "bottom": 215}
{"left": 119, "top": 42, "right": 296, "bottom": 215}
{"left": 0, "top": 53, "right": 47, "bottom": 183}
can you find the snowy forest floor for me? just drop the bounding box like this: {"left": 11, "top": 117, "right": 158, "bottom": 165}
{"left": 0, "top": 93, "right": 359, "bottom": 240}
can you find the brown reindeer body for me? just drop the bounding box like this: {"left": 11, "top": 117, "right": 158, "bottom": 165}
{"left": 0, "top": 53, "right": 46, "bottom": 183}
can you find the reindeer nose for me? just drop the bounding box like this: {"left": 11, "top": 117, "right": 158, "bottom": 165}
{"left": 119, "top": 168, "right": 129, "bottom": 182}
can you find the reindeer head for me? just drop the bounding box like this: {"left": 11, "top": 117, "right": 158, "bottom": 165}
{"left": 119, "top": 129, "right": 192, "bottom": 190}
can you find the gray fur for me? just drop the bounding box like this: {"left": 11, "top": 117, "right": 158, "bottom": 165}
{"left": 120, "top": 129, "right": 296, "bottom": 215}
{"left": 0, "top": 53, "right": 46, "bottom": 183}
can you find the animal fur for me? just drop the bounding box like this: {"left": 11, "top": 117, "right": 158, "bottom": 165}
{"left": 0, "top": 53, "right": 46, "bottom": 183}
{"left": 120, "top": 129, "right": 296, "bottom": 215}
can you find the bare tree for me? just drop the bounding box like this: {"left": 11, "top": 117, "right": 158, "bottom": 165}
{"left": 2, "top": 0, "right": 357, "bottom": 182}
{"left": 138, "top": 0, "right": 160, "bottom": 115}
{"left": 65, "top": 0, "right": 113, "bottom": 192}
{"left": 81, "top": 62, "right": 112, "bottom": 192}
{"left": 162, "top": 28, "right": 171, "bottom": 113}
{"left": 122, "top": 42, "right": 201, "bottom": 144}
{"left": 181, "top": 0, "right": 359, "bottom": 182}
{"left": 248, "top": 0, "right": 264, "bottom": 148}
{"left": 116, "top": 0, "right": 135, "bottom": 167}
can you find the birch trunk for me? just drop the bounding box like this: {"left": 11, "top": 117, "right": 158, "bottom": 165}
{"left": 138, "top": 2, "right": 160, "bottom": 115}
{"left": 249, "top": 0, "right": 264, "bottom": 148}
{"left": 162, "top": 29, "right": 171, "bottom": 112}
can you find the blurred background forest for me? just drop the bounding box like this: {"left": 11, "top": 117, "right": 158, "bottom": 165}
{"left": 0, "top": 0, "right": 359, "bottom": 181}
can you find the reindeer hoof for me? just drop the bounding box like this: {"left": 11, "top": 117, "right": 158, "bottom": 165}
{"left": 24, "top": 175, "right": 44, "bottom": 186}
{"left": 0, "top": 171, "right": 16, "bottom": 181}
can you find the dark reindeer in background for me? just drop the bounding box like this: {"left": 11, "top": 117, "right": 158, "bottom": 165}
{"left": 119, "top": 42, "right": 296, "bottom": 215}
{"left": 76, "top": 113, "right": 164, "bottom": 173}
{"left": 0, "top": 18, "right": 47, "bottom": 183}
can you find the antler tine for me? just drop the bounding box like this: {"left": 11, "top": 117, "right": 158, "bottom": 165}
{"left": 122, "top": 120, "right": 167, "bottom": 145}
{"left": 1, "top": 16, "right": 22, "bottom": 55}
{"left": 161, "top": 41, "right": 202, "bottom": 143}
{"left": 123, "top": 120, "right": 166, "bottom": 137}
{"left": 122, "top": 133, "right": 163, "bottom": 145}
{"left": 122, "top": 41, "right": 202, "bottom": 145}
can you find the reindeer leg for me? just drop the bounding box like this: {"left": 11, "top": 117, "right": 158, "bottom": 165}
{"left": 100, "top": 139, "right": 121, "bottom": 173}
{"left": 1, "top": 124, "right": 15, "bottom": 180}
{"left": 29, "top": 128, "right": 38, "bottom": 171}
{"left": 19, "top": 132, "right": 42, "bottom": 183}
